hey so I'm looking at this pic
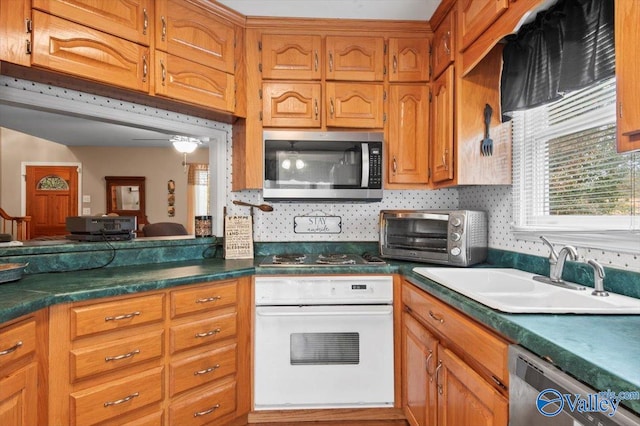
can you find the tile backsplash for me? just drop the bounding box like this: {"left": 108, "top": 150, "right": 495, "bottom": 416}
{"left": 225, "top": 132, "right": 639, "bottom": 272}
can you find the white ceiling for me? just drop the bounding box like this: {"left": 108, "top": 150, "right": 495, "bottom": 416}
{"left": 217, "top": 0, "right": 439, "bottom": 21}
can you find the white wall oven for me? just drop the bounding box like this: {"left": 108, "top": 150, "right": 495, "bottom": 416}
{"left": 253, "top": 275, "right": 394, "bottom": 410}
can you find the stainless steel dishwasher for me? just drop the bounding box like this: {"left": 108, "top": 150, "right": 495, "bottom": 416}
{"left": 509, "top": 345, "right": 640, "bottom": 426}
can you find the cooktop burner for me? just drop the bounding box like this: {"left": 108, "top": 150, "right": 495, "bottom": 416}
{"left": 260, "top": 253, "right": 387, "bottom": 267}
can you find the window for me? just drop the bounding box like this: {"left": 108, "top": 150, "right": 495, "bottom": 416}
{"left": 512, "top": 77, "right": 640, "bottom": 245}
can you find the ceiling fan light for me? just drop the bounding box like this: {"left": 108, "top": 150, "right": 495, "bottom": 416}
{"left": 171, "top": 135, "right": 200, "bottom": 153}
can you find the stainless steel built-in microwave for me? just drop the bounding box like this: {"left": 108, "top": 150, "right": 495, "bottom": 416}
{"left": 263, "top": 130, "right": 383, "bottom": 202}
{"left": 379, "top": 210, "right": 488, "bottom": 266}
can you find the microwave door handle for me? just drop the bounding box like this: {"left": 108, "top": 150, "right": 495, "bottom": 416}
{"left": 361, "top": 143, "right": 370, "bottom": 187}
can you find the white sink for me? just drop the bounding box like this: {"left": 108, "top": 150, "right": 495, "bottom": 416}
{"left": 413, "top": 267, "right": 640, "bottom": 314}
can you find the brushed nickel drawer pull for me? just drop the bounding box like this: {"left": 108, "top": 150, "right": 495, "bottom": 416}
{"left": 105, "top": 349, "right": 140, "bottom": 362}
{"left": 194, "top": 404, "right": 220, "bottom": 417}
{"left": 435, "top": 361, "right": 443, "bottom": 395}
{"left": 196, "top": 296, "right": 222, "bottom": 304}
{"left": 161, "top": 16, "right": 167, "bottom": 41}
{"left": 0, "top": 340, "right": 23, "bottom": 356}
{"left": 195, "top": 328, "right": 221, "bottom": 338}
{"left": 426, "top": 350, "right": 434, "bottom": 380}
{"left": 104, "top": 311, "right": 141, "bottom": 322}
{"left": 142, "top": 55, "right": 148, "bottom": 82}
{"left": 428, "top": 310, "right": 444, "bottom": 324}
{"left": 194, "top": 364, "right": 220, "bottom": 376}
{"left": 104, "top": 392, "right": 139, "bottom": 407}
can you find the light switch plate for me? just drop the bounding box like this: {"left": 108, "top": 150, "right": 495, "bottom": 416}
{"left": 82, "top": 195, "right": 91, "bottom": 203}
{"left": 82, "top": 208, "right": 91, "bottom": 215}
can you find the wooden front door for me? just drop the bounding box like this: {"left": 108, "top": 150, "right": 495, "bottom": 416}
{"left": 26, "top": 165, "right": 79, "bottom": 238}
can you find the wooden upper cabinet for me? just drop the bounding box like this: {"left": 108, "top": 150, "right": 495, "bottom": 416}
{"left": 432, "top": 9, "right": 455, "bottom": 80}
{"left": 459, "top": 0, "right": 509, "bottom": 51}
{"left": 262, "top": 82, "right": 321, "bottom": 128}
{"left": 32, "top": 0, "right": 152, "bottom": 45}
{"left": 156, "top": 0, "right": 235, "bottom": 74}
{"left": 31, "top": 11, "right": 150, "bottom": 92}
{"left": 388, "top": 84, "right": 429, "bottom": 185}
{"left": 616, "top": 0, "right": 640, "bottom": 152}
{"left": 431, "top": 66, "right": 455, "bottom": 184}
{"left": 155, "top": 51, "right": 235, "bottom": 112}
{"left": 325, "top": 36, "right": 385, "bottom": 81}
{"left": 326, "top": 82, "right": 384, "bottom": 128}
{"left": 388, "top": 37, "right": 430, "bottom": 82}
{"left": 0, "top": 0, "right": 31, "bottom": 66}
{"left": 261, "top": 34, "right": 322, "bottom": 80}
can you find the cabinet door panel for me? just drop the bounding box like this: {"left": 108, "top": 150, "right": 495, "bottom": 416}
{"left": 326, "top": 36, "right": 385, "bottom": 81}
{"left": 262, "top": 82, "right": 321, "bottom": 127}
{"left": 156, "top": 0, "right": 235, "bottom": 73}
{"left": 402, "top": 313, "right": 437, "bottom": 426}
{"left": 33, "top": 0, "right": 152, "bottom": 45}
{"left": 0, "top": 0, "right": 31, "bottom": 66}
{"left": 616, "top": 0, "right": 640, "bottom": 152}
{"left": 326, "top": 82, "right": 384, "bottom": 128}
{"left": 262, "top": 34, "right": 321, "bottom": 80}
{"left": 0, "top": 363, "right": 38, "bottom": 426}
{"left": 31, "top": 11, "right": 150, "bottom": 92}
{"left": 431, "top": 66, "right": 455, "bottom": 183}
{"left": 155, "top": 52, "right": 235, "bottom": 112}
{"left": 459, "top": 0, "right": 509, "bottom": 51}
{"left": 388, "top": 84, "right": 429, "bottom": 184}
{"left": 437, "top": 348, "right": 508, "bottom": 426}
{"left": 389, "top": 38, "right": 430, "bottom": 82}
{"left": 432, "top": 11, "right": 455, "bottom": 80}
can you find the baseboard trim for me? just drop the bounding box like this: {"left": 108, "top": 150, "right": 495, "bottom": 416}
{"left": 248, "top": 407, "right": 406, "bottom": 423}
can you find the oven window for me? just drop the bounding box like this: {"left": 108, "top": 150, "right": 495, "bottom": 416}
{"left": 290, "top": 332, "right": 360, "bottom": 365}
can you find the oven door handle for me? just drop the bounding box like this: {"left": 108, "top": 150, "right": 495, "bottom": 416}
{"left": 256, "top": 307, "right": 392, "bottom": 317}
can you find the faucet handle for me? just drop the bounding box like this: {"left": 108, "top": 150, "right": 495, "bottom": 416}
{"left": 540, "top": 236, "right": 558, "bottom": 263}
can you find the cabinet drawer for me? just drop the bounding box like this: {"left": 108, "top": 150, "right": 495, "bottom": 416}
{"left": 0, "top": 317, "right": 36, "bottom": 369}
{"left": 169, "top": 380, "right": 236, "bottom": 426}
{"left": 402, "top": 282, "right": 508, "bottom": 385}
{"left": 170, "top": 343, "right": 237, "bottom": 397}
{"left": 170, "top": 312, "right": 236, "bottom": 354}
{"left": 71, "top": 294, "right": 165, "bottom": 340}
{"left": 71, "top": 366, "right": 163, "bottom": 426}
{"left": 70, "top": 330, "right": 164, "bottom": 382}
{"left": 170, "top": 280, "right": 237, "bottom": 318}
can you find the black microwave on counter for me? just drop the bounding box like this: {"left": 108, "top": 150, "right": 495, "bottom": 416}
{"left": 263, "top": 130, "right": 383, "bottom": 202}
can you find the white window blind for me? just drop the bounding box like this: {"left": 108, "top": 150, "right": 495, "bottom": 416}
{"left": 512, "top": 77, "right": 640, "bottom": 232}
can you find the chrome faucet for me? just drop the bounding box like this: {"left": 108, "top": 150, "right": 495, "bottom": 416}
{"left": 540, "top": 236, "right": 578, "bottom": 283}
{"left": 588, "top": 259, "right": 609, "bottom": 297}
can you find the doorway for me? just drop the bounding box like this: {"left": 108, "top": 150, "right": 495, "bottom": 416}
{"left": 25, "top": 165, "right": 79, "bottom": 238}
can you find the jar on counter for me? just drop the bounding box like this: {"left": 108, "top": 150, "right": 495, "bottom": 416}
{"left": 194, "top": 215, "right": 213, "bottom": 237}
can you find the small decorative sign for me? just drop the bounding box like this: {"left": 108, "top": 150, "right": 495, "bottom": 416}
{"left": 224, "top": 215, "right": 254, "bottom": 259}
{"left": 294, "top": 215, "right": 342, "bottom": 234}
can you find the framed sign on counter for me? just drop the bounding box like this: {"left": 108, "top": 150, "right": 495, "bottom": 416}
{"left": 224, "top": 215, "right": 254, "bottom": 259}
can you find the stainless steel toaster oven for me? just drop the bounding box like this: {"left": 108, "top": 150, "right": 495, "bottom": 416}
{"left": 379, "top": 210, "right": 488, "bottom": 266}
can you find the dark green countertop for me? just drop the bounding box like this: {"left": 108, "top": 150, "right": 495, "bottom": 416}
{"left": 0, "top": 256, "right": 638, "bottom": 414}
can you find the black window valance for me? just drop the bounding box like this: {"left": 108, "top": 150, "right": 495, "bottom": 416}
{"left": 501, "top": 0, "right": 614, "bottom": 118}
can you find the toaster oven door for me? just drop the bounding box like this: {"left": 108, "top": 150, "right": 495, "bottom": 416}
{"left": 381, "top": 213, "right": 450, "bottom": 262}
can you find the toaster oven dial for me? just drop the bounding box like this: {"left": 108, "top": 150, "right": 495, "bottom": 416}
{"left": 450, "top": 232, "right": 461, "bottom": 242}
{"left": 450, "top": 247, "right": 462, "bottom": 256}
{"left": 450, "top": 217, "right": 462, "bottom": 227}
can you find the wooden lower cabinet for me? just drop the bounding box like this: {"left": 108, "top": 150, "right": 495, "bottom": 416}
{"left": 401, "top": 280, "right": 509, "bottom": 426}
{"left": 48, "top": 277, "right": 250, "bottom": 426}
{"left": 0, "top": 310, "right": 47, "bottom": 426}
